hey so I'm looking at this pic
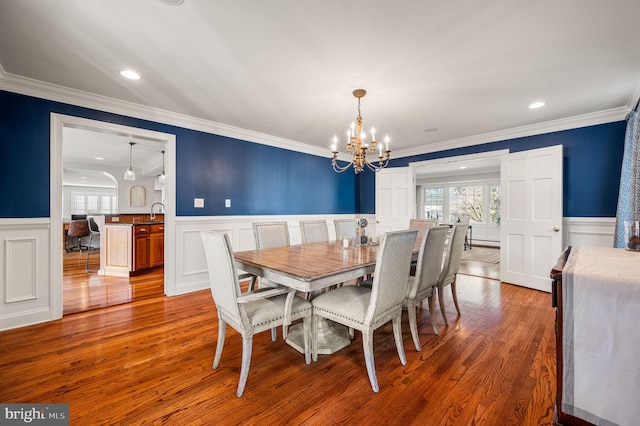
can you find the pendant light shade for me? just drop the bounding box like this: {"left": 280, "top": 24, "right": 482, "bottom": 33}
{"left": 124, "top": 141, "right": 136, "bottom": 181}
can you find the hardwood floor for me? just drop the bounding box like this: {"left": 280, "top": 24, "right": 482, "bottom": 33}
{"left": 63, "top": 250, "right": 164, "bottom": 316}
{"left": 1, "top": 271, "right": 556, "bottom": 425}
{"left": 459, "top": 246, "right": 501, "bottom": 280}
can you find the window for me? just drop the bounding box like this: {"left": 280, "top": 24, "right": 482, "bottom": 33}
{"left": 423, "top": 188, "right": 444, "bottom": 221}
{"left": 87, "top": 195, "right": 98, "bottom": 213}
{"left": 421, "top": 181, "right": 500, "bottom": 225}
{"left": 73, "top": 195, "right": 86, "bottom": 214}
{"left": 100, "top": 195, "right": 117, "bottom": 213}
{"left": 490, "top": 184, "right": 501, "bottom": 225}
{"left": 71, "top": 193, "right": 117, "bottom": 215}
{"left": 449, "top": 185, "right": 483, "bottom": 223}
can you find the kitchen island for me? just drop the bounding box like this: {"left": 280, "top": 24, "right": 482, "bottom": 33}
{"left": 101, "top": 216, "right": 164, "bottom": 277}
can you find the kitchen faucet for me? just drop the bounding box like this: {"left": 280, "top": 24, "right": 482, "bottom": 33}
{"left": 150, "top": 202, "right": 165, "bottom": 221}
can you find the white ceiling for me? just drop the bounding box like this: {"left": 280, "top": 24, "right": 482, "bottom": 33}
{"left": 2, "top": 0, "right": 640, "bottom": 180}
{"left": 62, "top": 127, "right": 166, "bottom": 187}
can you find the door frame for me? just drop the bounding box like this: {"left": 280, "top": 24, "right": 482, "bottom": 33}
{"left": 50, "top": 113, "right": 177, "bottom": 319}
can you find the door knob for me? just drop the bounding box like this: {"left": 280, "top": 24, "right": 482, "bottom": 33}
{"left": 552, "top": 226, "right": 560, "bottom": 232}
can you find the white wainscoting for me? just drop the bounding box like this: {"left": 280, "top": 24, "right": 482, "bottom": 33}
{"left": 0, "top": 219, "right": 54, "bottom": 331}
{"left": 563, "top": 217, "right": 616, "bottom": 248}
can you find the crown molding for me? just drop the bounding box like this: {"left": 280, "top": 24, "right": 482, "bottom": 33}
{"left": 393, "top": 106, "right": 630, "bottom": 159}
{"left": 0, "top": 68, "right": 329, "bottom": 158}
{"left": 1, "top": 66, "right": 633, "bottom": 161}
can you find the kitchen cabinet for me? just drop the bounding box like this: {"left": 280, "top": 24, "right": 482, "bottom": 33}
{"left": 132, "top": 223, "right": 164, "bottom": 273}
{"left": 149, "top": 223, "right": 164, "bottom": 267}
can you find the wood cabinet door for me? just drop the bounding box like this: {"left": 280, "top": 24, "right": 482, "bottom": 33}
{"left": 150, "top": 232, "right": 164, "bottom": 267}
{"left": 134, "top": 234, "right": 150, "bottom": 271}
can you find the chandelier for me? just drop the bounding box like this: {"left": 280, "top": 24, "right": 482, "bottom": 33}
{"left": 331, "top": 89, "right": 391, "bottom": 173}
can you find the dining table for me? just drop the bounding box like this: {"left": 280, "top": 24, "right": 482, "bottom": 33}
{"left": 234, "top": 238, "right": 420, "bottom": 355}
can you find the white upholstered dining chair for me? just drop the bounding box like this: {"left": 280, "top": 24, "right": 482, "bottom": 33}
{"left": 299, "top": 220, "right": 329, "bottom": 244}
{"left": 311, "top": 229, "right": 418, "bottom": 392}
{"left": 200, "top": 230, "right": 312, "bottom": 398}
{"left": 404, "top": 226, "right": 449, "bottom": 350}
{"left": 409, "top": 218, "right": 439, "bottom": 243}
{"left": 334, "top": 218, "right": 357, "bottom": 240}
{"left": 250, "top": 221, "right": 291, "bottom": 289}
{"left": 253, "top": 221, "right": 290, "bottom": 249}
{"left": 437, "top": 223, "right": 468, "bottom": 326}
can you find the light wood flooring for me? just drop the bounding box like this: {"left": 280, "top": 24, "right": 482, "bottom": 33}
{"left": 63, "top": 250, "right": 164, "bottom": 316}
{"left": 2, "top": 254, "right": 556, "bottom": 425}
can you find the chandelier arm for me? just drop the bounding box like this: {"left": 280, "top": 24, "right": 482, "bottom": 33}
{"left": 332, "top": 160, "right": 354, "bottom": 173}
{"left": 364, "top": 155, "right": 390, "bottom": 172}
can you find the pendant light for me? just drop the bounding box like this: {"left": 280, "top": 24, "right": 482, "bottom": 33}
{"left": 124, "top": 141, "right": 136, "bottom": 181}
{"left": 158, "top": 150, "right": 166, "bottom": 184}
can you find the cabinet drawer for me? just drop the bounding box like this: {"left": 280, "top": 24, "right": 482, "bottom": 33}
{"left": 150, "top": 224, "right": 164, "bottom": 233}
{"left": 134, "top": 225, "right": 149, "bottom": 236}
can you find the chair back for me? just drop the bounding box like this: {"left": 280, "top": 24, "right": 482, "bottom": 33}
{"left": 300, "top": 220, "right": 329, "bottom": 244}
{"left": 88, "top": 217, "right": 100, "bottom": 233}
{"left": 407, "top": 226, "right": 449, "bottom": 299}
{"left": 334, "top": 219, "right": 357, "bottom": 240}
{"left": 409, "top": 218, "right": 438, "bottom": 243}
{"left": 67, "top": 219, "right": 91, "bottom": 238}
{"left": 440, "top": 224, "right": 468, "bottom": 285}
{"left": 253, "top": 221, "right": 290, "bottom": 249}
{"left": 366, "top": 230, "right": 418, "bottom": 322}
{"left": 200, "top": 230, "right": 243, "bottom": 324}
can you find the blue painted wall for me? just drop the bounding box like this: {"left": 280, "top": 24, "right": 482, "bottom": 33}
{"left": 0, "top": 90, "right": 355, "bottom": 218}
{"left": 358, "top": 122, "right": 627, "bottom": 217}
{"left": 0, "top": 89, "right": 625, "bottom": 219}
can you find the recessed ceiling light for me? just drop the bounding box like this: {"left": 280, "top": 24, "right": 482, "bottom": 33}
{"left": 423, "top": 127, "right": 439, "bottom": 133}
{"left": 94, "top": 157, "right": 104, "bottom": 160}
{"left": 120, "top": 70, "right": 141, "bottom": 80}
{"left": 459, "top": 166, "right": 467, "bottom": 170}
{"left": 529, "top": 101, "right": 546, "bottom": 109}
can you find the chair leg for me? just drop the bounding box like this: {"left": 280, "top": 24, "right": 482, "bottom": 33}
{"left": 407, "top": 300, "right": 421, "bottom": 351}
{"left": 237, "top": 336, "right": 253, "bottom": 398}
{"left": 271, "top": 328, "right": 277, "bottom": 341}
{"left": 85, "top": 234, "right": 98, "bottom": 273}
{"left": 428, "top": 289, "right": 439, "bottom": 336}
{"left": 312, "top": 314, "right": 319, "bottom": 362}
{"left": 451, "top": 277, "right": 461, "bottom": 316}
{"left": 213, "top": 319, "right": 227, "bottom": 369}
{"left": 438, "top": 285, "right": 449, "bottom": 326}
{"left": 392, "top": 316, "right": 407, "bottom": 366}
{"left": 362, "top": 331, "right": 379, "bottom": 393}
{"left": 302, "top": 316, "right": 311, "bottom": 365}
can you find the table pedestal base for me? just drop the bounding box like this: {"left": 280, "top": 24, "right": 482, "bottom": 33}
{"left": 286, "top": 318, "right": 351, "bottom": 355}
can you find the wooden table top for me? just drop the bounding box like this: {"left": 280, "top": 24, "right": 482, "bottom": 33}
{"left": 234, "top": 239, "right": 419, "bottom": 292}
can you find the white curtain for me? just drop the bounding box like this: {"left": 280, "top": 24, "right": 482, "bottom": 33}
{"left": 614, "top": 107, "right": 640, "bottom": 248}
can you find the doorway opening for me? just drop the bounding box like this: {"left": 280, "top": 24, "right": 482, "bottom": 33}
{"left": 51, "top": 114, "right": 176, "bottom": 319}
{"left": 411, "top": 150, "right": 507, "bottom": 281}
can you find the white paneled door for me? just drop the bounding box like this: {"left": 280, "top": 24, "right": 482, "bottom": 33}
{"left": 500, "top": 145, "right": 563, "bottom": 292}
{"left": 375, "top": 167, "right": 415, "bottom": 234}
